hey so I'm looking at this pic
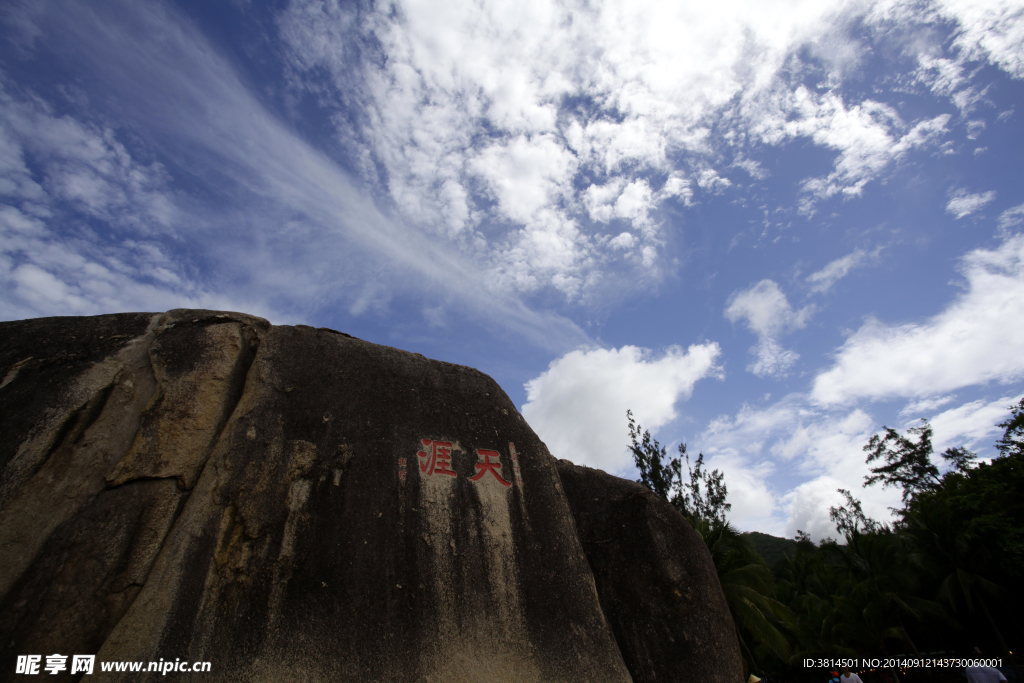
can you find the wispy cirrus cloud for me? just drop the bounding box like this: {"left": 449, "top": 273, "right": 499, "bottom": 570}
{"left": 997, "top": 202, "right": 1024, "bottom": 232}
{"left": 807, "top": 247, "right": 879, "bottom": 294}
{"left": 5, "top": 0, "right": 1021, "bottom": 332}
{"left": 1, "top": 0, "right": 587, "bottom": 349}
{"left": 0, "top": 81, "right": 222, "bottom": 321}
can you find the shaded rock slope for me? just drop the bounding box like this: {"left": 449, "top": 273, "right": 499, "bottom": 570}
{"left": 0, "top": 309, "right": 742, "bottom": 682}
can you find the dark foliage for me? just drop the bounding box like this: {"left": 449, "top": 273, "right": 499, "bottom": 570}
{"left": 624, "top": 401, "right": 1024, "bottom": 682}
{"left": 743, "top": 531, "right": 800, "bottom": 568}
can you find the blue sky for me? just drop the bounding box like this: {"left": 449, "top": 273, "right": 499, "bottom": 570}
{"left": 2, "top": 0, "right": 1023, "bottom": 540}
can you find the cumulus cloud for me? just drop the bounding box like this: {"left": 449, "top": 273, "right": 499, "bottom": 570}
{"left": 700, "top": 388, "right": 1024, "bottom": 540}
{"left": 701, "top": 450, "right": 778, "bottom": 535}
{"left": 946, "top": 189, "right": 996, "bottom": 219}
{"left": 277, "top": 0, "right": 998, "bottom": 300}
{"left": 725, "top": 279, "right": 812, "bottom": 377}
{"left": 780, "top": 480, "right": 855, "bottom": 542}
{"left": 771, "top": 395, "right": 1001, "bottom": 540}
{"left": 726, "top": 279, "right": 812, "bottom": 337}
{"left": 812, "top": 234, "right": 1024, "bottom": 405}
{"left": 521, "top": 343, "right": 722, "bottom": 474}
{"left": 699, "top": 395, "right": 899, "bottom": 540}
{"left": 470, "top": 135, "right": 577, "bottom": 226}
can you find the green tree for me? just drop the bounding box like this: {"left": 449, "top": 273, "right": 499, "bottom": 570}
{"left": 857, "top": 401, "right": 1024, "bottom": 668}
{"left": 693, "top": 517, "right": 795, "bottom": 677}
{"left": 863, "top": 421, "right": 975, "bottom": 502}
{"left": 626, "top": 410, "right": 730, "bottom": 523}
{"left": 995, "top": 397, "right": 1024, "bottom": 458}
{"left": 829, "top": 488, "right": 887, "bottom": 537}
{"left": 626, "top": 411, "right": 785, "bottom": 678}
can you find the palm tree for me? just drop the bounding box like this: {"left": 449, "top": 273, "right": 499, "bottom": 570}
{"left": 775, "top": 541, "right": 854, "bottom": 663}
{"left": 692, "top": 517, "right": 794, "bottom": 676}
{"left": 837, "top": 529, "right": 945, "bottom": 656}
{"left": 902, "top": 501, "right": 1011, "bottom": 661}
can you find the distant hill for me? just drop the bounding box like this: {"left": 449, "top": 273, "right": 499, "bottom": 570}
{"left": 742, "top": 531, "right": 799, "bottom": 567}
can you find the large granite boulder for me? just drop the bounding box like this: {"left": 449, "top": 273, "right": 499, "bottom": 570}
{"left": 0, "top": 310, "right": 742, "bottom": 682}
{"left": 556, "top": 461, "right": 744, "bottom": 683}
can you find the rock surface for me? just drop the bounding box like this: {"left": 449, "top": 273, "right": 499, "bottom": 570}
{"left": 556, "top": 460, "right": 744, "bottom": 683}
{"left": 0, "top": 310, "right": 742, "bottom": 682}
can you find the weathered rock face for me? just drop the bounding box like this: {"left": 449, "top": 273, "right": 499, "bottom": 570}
{"left": 0, "top": 310, "right": 742, "bottom": 682}
{"left": 556, "top": 461, "right": 744, "bottom": 683}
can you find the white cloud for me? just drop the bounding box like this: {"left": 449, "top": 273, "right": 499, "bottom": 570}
{"left": 780, "top": 480, "right": 853, "bottom": 542}
{"left": 725, "top": 279, "right": 812, "bottom": 377}
{"left": 946, "top": 189, "right": 996, "bottom": 219}
{"left": 696, "top": 168, "right": 732, "bottom": 193}
{"left": 271, "top": 0, "right": 1024, "bottom": 301}
{"left": 702, "top": 450, "right": 778, "bottom": 535}
{"left": 936, "top": 0, "right": 1024, "bottom": 79}
{"left": 873, "top": 0, "right": 1024, "bottom": 108}
{"left": 2, "top": 0, "right": 589, "bottom": 349}
{"left": 807, "top": 248, "right": 875, "bottom": 293}
{"left": 615, "top": 180, "right": 656, "bottom": 228}
{"left": 898, "top": 394, "right": 957, "bottom": 419}
{"left": 521, "top": 343, "right": 722, "bottom": 474}
{"left": 749, "top": 338, "right": 801, "bottom": 378}
{"left": 279, "top": 0, "right": 948, "bottom": 299}
{"left": 800, "top": 96, "right": 949, "bottom": 208}
{"left": 0, "top": 85, "right": 236, "bottom": 321}
{"left": 470, "top": 135, "right": 577, "bottom": 225}
{"left": 725, "top": 279, "right": 811, "bottom": 337}
{"left": 699, "top": 390, "right": 1024, "bottom": 541}
{"left": 583, "top": 178, "right": 656, "bottom": 233}
{"left": 812, "top": 234, "right": 1024, "bottom": 405}
{"left": 745, "top": 84, "right": 951, "bottom": 213}
{"left": 608, "top": 232, "right": 636, "bottom": 250}
{"left": 0, "top": 203, "right": 251, "bottom": 322}
{"left": 699, "top": 395, "right": 901, "bottom": 540}
{"left": 998, "top": 202, "right": 1024, "bottom": 232}
{"left": 0, "top": 85, "right": 175, "bottom": 231}
{"left": 659, "top": 174, "right": 693, "bottom": 204}
{"left": 928, "top": 395, "right": 1022, "bottom": 453}
{"left": 584, "top": 179, "right": 627, "bottom": 223}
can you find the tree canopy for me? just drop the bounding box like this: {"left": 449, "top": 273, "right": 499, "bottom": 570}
{"left": 625, "top": 399, "right": 1024, "bottom": 682}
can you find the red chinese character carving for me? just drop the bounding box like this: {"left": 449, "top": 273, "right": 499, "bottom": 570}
{"left": 469, "top": 449, "right": 511, "bottom": 486}
{"left": 417, "top": 439, "right": 457, "bottom": 477}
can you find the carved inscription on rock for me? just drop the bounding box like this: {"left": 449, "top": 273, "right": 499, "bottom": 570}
{"left": 404, "top": 438, "right": 522, "bottom": 488}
